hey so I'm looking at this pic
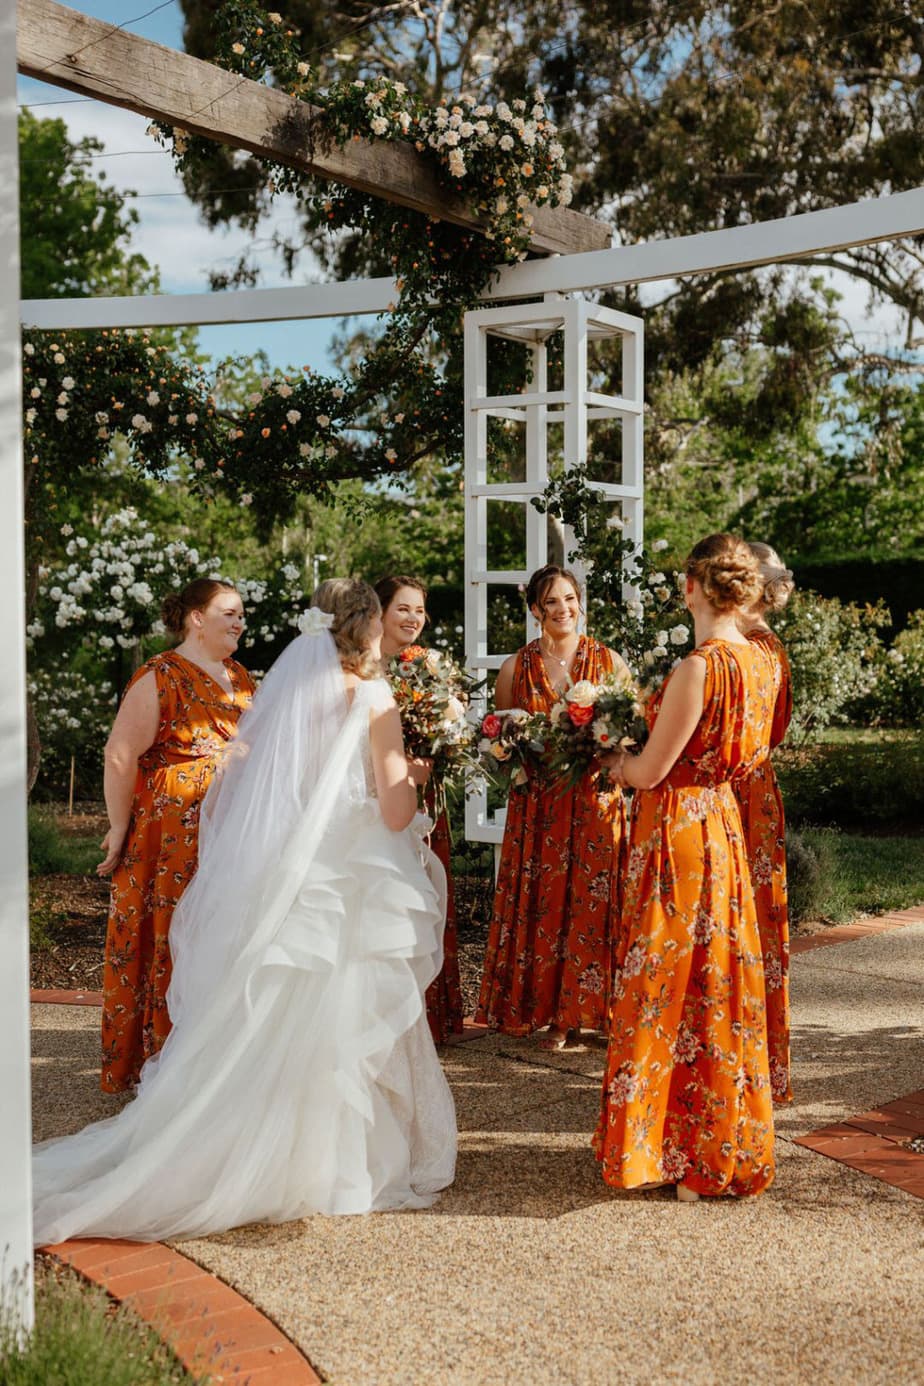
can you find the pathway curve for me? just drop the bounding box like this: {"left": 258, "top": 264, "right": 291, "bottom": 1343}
{"left": 32, "top": 908, "right": 924, "bottom": 1385}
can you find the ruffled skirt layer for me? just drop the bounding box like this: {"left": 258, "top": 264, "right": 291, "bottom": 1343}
{"left": 33, "top": 806, "right": 456, "bottom": 1244}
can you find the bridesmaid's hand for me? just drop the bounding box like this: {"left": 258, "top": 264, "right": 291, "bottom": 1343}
{"left": 408, "top": 757, "right": 434, "bottom": 788}
{"left": 97, "top": 827, "right": 127, "bottom": 876}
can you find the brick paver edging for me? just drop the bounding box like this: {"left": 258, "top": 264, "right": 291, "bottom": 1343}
{"left": 789, "top": 904, "right": 924, "bottom": 955}
{"left": 41, "top": 1237, "right": 322, "bottom": 1384}
{"left": 31, "top": 988, "right": 104, "bottom": 1006}
{"left": 795, "top": 1089, "right": 924, "bottom": 1200}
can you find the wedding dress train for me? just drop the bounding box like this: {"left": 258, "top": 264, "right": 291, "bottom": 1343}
{"left": 32, "top": 650, "right": 457, "bottom": 1245}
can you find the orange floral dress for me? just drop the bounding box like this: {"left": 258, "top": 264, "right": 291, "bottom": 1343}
{"left": 734, "top": 628, "right": 793, "bottom": 1103}
{"left": 476, "top": 637, "right": 625, "bottom": 1035}
{"left": 424, "top": 798, "right": 465, "bottom": 1043}
{"left": 100, "top": 652, "right": 254, "bottom": 1092}
{"left": 593, "top": 640, "right": 776, "bottom": 1196}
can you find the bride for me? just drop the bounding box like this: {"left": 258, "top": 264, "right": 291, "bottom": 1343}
{"left": 33, "top": 579, "right": 457, "bottom": 1244}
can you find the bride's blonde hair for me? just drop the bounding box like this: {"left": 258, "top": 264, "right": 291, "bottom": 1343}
{"left": 313, "top": 578, "right": 382, "bottom": 679}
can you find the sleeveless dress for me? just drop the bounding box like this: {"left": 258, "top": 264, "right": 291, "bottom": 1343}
{"left": 593, "top": 640, "right": 776, "bottom": 1197}
{"left": 734, "top": 628, "right": 793, "bottom": 1104}
{"left": 101, "top": 651, "right": 254, "bottom": 1092}
{"left": 33, "top": 678, "right": 456, "bottom": 1244}
{"left": 476, "top": 636, "right": 625, "bottom": 1035}
{"left": 423, "top": 796, "right": 465, "bottom": 1043}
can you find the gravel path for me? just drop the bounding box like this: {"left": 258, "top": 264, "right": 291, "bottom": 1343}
{"left": 31, "top": 924, "right": 924, "bottom": 1385}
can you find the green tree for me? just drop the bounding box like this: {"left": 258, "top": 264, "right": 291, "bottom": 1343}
{"left": 19, "top": 109, "right": 159, "bottom": 300}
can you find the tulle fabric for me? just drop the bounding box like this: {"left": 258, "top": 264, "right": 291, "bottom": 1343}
{"left": 32, "top": 640, "right": 456, "bottom": 1244}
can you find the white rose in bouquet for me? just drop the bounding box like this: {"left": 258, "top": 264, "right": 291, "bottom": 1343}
{"left": 564, "top": 679, "right": 597, "bottom": 707}
{"left": 443, "top": 695, "right": 466, "bottom": 724}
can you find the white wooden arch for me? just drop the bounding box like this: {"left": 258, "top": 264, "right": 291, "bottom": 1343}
{"left": 5, "top": 0, "right": 924, "bottom": 1330}
{"left": 462, "top": 296, "right": 644, "bottom": 845}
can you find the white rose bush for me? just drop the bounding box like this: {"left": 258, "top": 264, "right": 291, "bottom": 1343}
{"left": 34, "top": 509, "right": 312, "bottom": 667}
{"left": 28, "top": 506, "right": 316, "bottom": 794}
{"left": 33, "top": 508, "right": 224, "bottom": 661}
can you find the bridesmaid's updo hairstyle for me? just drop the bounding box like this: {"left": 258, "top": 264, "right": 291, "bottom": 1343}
{"left": 684, "top": 534, "right": 763, "bottom": 613}
{"left": 374, "top": 573, "right": 428, "bottom": 616}
{"left": 313, "top": 578, "right": 382, "bottom": 678}
{"left": 525, "top": 564, "right": 583, "bottom": 613}
{"left": 161, "top": 578, "right": 239, "bottom": 641}
{"left": 748, "top": 541, "right": 795, "bottom": 613}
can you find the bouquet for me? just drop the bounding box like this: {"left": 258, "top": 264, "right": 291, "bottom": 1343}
{"left": 544, "top": 675, "right": 647, "bottom": 790}
{"left": 387, "top": 644, "right": 480, "bottom": 802}
{"left": 477, "top": 708, "right": 549, "bottom": 790}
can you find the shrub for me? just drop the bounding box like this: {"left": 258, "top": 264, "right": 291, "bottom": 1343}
{"left": 776, "top": 734, "right": 924, "bottom": 829}
{"left": 773, "top": 590, "right": 889, "bottom": 741}
{"left": 28, "top": 808, "right": 100, "bottom": 876}
{"left": 789, "top": 827, "right": 924, "bottom": 924}
{"left": 877, "top": 609, "right": 924, "bottom": 727}
{"left": 786, "top": 828, "right": 838, "bottom": 924}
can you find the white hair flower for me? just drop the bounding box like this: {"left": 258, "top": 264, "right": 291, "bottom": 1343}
{"left": 297, "top": 607, "right": 335, "bottom": 637}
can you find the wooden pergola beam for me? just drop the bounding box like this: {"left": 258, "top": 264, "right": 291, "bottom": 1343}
{"left": 17, "top": 0, "right": 611, "bottom": 257}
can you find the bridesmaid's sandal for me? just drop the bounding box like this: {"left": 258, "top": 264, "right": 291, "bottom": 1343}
{"left": 539, "top": 1026, "right": 584, "bottom": 1051}
{"left": 676, "top": 1183, "right": 700, "bottom": 1202}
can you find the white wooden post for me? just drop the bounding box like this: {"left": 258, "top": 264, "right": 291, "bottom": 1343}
{"left": 463, "top": 297, "right": 644, "bottom": 847}
{"left": 0, "top": 0, "right": 35, "bottom": 1332}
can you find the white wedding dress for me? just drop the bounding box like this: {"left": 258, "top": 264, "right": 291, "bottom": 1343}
{"left": 32, "top": 629, "right": 457, "bottom": 1244}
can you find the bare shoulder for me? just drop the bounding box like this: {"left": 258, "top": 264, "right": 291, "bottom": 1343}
{"left": 121, "top": 668, "right": 159, "bottom": 707}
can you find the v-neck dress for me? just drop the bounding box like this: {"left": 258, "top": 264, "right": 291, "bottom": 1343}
{"left": 475, "top": 636, "right": 625, "bottom": 1035}
{"left": 100, "top": 651, "right": 255, "bottom": 1092}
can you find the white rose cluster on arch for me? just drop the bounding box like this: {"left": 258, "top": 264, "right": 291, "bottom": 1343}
{"left": 345, "top": 78, "right": 573, "bottom": 251}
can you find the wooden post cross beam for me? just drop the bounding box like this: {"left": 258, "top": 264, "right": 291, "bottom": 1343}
{"left": 17, "top": 0, "right": 611, "bottom": 257}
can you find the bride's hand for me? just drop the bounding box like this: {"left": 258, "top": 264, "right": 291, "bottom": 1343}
{"left": 408, "top": 757, "right": 434, "bottom": 787}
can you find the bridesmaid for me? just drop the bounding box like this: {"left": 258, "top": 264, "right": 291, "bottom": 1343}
{"left": 98, "top": 578, "right": 255, "bottom": 1092}
{"left": 475, "top": 564, "right": 629, "bottom": 1049}
{"left": 375, "top": 574, "right": 465, "bottom": 1044}
{"left": 594, "top": 534, "right": 776, "bottom": 1199}
{"left": 735, "top": 541, "right": 796, "bottom": 1104}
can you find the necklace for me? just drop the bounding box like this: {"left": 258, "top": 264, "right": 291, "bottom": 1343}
{"left": 540, "top": 638, "right": 576, "bottom": 670}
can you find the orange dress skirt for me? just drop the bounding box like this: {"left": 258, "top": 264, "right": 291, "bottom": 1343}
{"left": 735, "top": 628, "right": 793, "bottom": 1103}
{"left": 476, "top": 637, "right": 625, "bottom": 1035}
{"left": 593, "top": 640, "right": 776, "bottom": 1196}
{"left": 100, "top": 651, "right": 254, "bottom": 1092}
{"left": 424, "top": 800, "right": 465, "bottom": 1043}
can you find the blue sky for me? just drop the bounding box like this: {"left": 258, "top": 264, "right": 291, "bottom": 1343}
{"left": 17, "top": 0, "right": 349, "bottom": 371}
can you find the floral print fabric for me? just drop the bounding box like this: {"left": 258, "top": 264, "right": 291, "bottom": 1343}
{"left": 100, "top": 652, "right": 254, "bottom": 1092}
{"left": 735, "top": 629, "right": 793, "bottom": 1103}
{"left": 593, "top": 640, "right": 775, "bottom": 1196}
{"left": 476, "top": 637, "right": 625, "bottom": 1035}
{"left": 424, "top": 798, "right": 465, "bottom": 1043}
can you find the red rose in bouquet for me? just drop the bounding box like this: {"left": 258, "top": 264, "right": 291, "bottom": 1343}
{"left": 567, "top": 703, "right": 595, "bottom": 727}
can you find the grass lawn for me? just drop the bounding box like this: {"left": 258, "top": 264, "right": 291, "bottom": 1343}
{"left": 790, "top": 828, "right": 924, "bottom": 927}
{"left": 1, "top": 1262, "right": 204, "bottom": 1386}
